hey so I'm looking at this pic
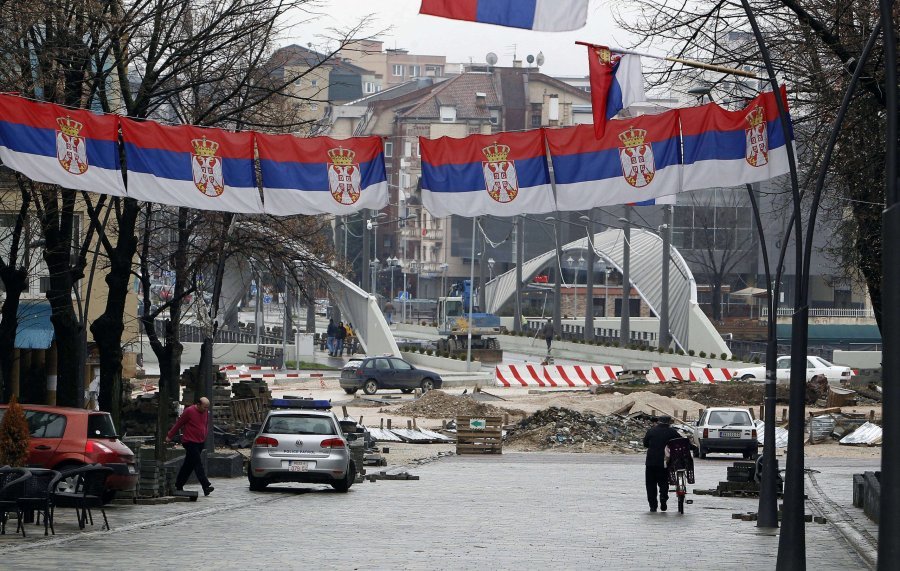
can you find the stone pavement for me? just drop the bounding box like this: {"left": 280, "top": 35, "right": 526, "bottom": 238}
{"left": 0, "top": 453, "right": 875, "bottom": 570}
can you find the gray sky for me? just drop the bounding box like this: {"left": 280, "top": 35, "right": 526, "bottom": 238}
{"left": 284, "top": 0, "right": 631, "bottom": 77}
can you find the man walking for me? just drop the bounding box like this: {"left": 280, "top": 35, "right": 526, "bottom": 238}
{"left": 166, "top": 397, "right": 214, "bottom": 496}
{"left": 326, "top": 318, "right": 337, "bottom": 356}
{"left": 642, "top": 416, "right": 680, "bottom": 512}
{"left": 541, "top": 319, "right": 554, "bottom": 352}
{"left": 335, "top": 321, "right": 347, "bottom": 356}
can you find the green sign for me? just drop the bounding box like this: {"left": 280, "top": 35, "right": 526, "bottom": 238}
{"left": 469, "top": 418, "right": 486, "bottom": 430}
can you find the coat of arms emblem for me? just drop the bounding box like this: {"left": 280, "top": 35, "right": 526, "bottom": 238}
{"left": 56, "top": 116, "right": 89, "bottom": 175}
{"left": 191, "top": 137, "right": 225, "bottom": 197}
{"left": 327, "top": 147, "right": 361, "bottom": 205}
{"left": 745, "top": 107, "right": 769, "bottom": 167}
{"left": 482, "top": 143, "right": 518, "bottom": 203}
{"left": 618, "top": 127, "right": 655, "bottom": 188}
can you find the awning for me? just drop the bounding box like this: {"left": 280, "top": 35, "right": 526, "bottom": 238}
{"left": 776, "top": 323, "right": 882, "bottom": 344}
{"left": 730, "top": 287, "right": 767, "bottom": 298}
{"left": 14, "top": 301, "right": 55, "bottom": 350}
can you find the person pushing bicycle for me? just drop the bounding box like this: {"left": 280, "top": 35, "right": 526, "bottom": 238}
{"left": 643, "top": 415, "right": 680, "bottom": 512}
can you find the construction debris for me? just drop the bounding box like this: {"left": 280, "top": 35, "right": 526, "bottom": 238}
{"left": 839, "top": 422, "right": 883, "bottom": 446}
{"left": 386, "top": 389, "right": 525, "bottom": 419}
{"left": 505, "top": 407, "right": 654, "bottom": 452}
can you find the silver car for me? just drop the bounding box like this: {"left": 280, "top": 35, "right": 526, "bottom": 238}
{"left": 248, "top": 409, "right": 355, "bottom": 492}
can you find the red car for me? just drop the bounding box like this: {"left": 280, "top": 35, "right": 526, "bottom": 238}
{"left": 0, "top": 404, "right": 138, "bottom": 500}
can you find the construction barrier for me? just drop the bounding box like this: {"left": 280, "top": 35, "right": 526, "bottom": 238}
{"left": 494, "top": 364, "right": 623, "bottom": 388}
{"left": 645, "top": 367, "right": 737, "bottom": 384}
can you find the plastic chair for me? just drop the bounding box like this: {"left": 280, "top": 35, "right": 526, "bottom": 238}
{"left": 0, "top": 468, "right": 32, "bottom": 537}
{"left": 17, "top": 469, "right": 61, "bottom": 536}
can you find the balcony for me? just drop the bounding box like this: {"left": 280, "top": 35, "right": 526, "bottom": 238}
{"left": 400, "top": 227, "right": 444, "bottom": 241}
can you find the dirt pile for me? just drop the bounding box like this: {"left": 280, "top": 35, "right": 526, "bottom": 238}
{"left": 594, "top": 383, "right": 790, "bottom": 407}
{"left": 386, "top": 390, "right": 525, "bottom": 419}
{"left": 505, "top": 406, "right": 654, "bottom": 453}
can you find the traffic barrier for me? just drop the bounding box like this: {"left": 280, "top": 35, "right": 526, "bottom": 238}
{"left": 645, "top": 367, "right": 736, "bottom": 384}
{"left": 494, "top": 364, "right": 622, "bottom": 387}
{"left": 219, "top": 364, "right": 279, "bottom": 372}
{"left": 223, "top": 371, "right": 328, "bottom": 380}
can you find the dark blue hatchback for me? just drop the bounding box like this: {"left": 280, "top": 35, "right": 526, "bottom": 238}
{"left": 339, "top": 356, "right": 443, "bottom": 395}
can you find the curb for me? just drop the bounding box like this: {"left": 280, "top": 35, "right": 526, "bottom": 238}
{"left": 805, "top": 471, "right": 878, "bottom": 569}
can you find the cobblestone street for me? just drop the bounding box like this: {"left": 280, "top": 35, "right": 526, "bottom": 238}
{"left": 0, "top": 453, "right": 875, "bottom": 570}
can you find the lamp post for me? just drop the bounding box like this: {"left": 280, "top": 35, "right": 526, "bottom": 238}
{"left": 579, "top": 213, "right": 599, "bottom": 341}
{"left": 369, "top": 258, "right": 380, "bottom": 296}
{"left": 566, "top": 255, "right": 575, "bottom": 317}
{"left": 620, "top": 206, "right": 632, "bottom": 347}
{"left": 439, "top": 263, "right": 449, "bottom": 298}
{"left": 387, "top": 256, "right": 399, "bottom": 301}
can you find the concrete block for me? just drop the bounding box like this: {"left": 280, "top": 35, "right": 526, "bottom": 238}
{"left": 207, "top": 452, "right": 245, "bottom": 478}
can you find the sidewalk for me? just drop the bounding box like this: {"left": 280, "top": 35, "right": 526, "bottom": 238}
{"left": 0, "top": 453, "right": 874, "bottom": 569}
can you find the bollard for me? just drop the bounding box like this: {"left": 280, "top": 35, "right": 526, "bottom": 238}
{"left": 682, "top": 410, "right": 687, "bottom": 423}
{"left": 781, "top": 409, "right": 787, "bottom": 422}
{"left": 504, "top": 413, "right": 509, "bottom": 425}
{"left": 342, "top": 405, "right": 348, "bottom": 418}
{"left": 380, "top": 418, "right": 384, "bottom": 429}
{"left": 387, "top": 419, "right": 392, "bottom": 430}
{"left": 759, "top": 406, "right": 764, "bottom": 419}
{"left": 407, "top": 420, "right": 412, "bottom": 429}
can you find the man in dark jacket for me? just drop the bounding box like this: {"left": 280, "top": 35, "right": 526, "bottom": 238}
{"left": 643, "top": 416, "right": 680, "bottom": 512}
{"left": 326, "top": 319, "right": 337, "bottom": 356}
{"left": 541, "top": 319, "right": 554, "bottom": 352}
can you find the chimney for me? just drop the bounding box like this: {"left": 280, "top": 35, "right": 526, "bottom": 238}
{"left": 475, "top": 92, "right": 487, "bottom": 108}
{"left": 512, "top": 59, "right": 523, "bottom": 68}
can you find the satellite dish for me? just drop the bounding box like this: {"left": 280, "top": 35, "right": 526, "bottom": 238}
{"left": 536, "top": 51, "right": 545, "bottom": 66}
{"left": 486, "top": 52, "right": 498, "bottom": 66}
{"left": 526, "top": 54, "right": 535, "bottom": 64}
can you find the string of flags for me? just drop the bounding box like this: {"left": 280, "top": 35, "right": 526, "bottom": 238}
{"left": 0, "top": 88, "right": 792, "bottom": 218}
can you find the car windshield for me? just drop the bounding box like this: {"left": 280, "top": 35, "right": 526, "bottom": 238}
{"left": 264, "top": 415, "right": 336, "bottom": 436}
{"left": 707, "top": 411, "right": 752, "bottom": 426}
{"left": 88, "top": 413, "right": 118, "bottom": 438}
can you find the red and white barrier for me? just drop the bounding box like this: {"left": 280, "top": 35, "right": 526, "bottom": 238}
{"left": 223, "top": 371, "right": 328, "bottom": 381}
{"left": 645, "top": 367, "right": 736, "bottom": 384}
{"left": 219, "top": 364, "right": 279, "bottom": 372}
{"left": 495, "top": 364, "right": 623, "bottom": 388}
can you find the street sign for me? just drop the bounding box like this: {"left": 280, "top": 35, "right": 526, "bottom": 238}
{"left": 469, "top": 418, "right": 486, "bottom": 430}
{"left": 263, "top": 294, "right": 272, "bottom": 305}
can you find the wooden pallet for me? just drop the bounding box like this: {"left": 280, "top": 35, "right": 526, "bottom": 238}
{"left": 232, "top": 397, "right": 267, "bottom": 425}
{"left": 456, "top": 415, "right": 503, "bottom": 455}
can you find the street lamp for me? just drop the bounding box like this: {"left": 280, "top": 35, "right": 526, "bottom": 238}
{"left": 487, "top": 258, "right": 495, "bottom": 280}
{"left": 369, "top": 257, "right": 380, "bottom": 295}
{"left": 387, "top": 256, "right": 399, "bottom": 301}
{"left": 439, "top": 262, "right": 449, "bottom": 298}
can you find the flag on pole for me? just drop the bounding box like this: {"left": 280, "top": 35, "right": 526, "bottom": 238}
{"left": 120, "top": 119, "right": 262, "bottom": 213}
{"left": 546, "top": 111, "right": 682, "bottom": 210}
{"left": 0, "top": 94, "right": 126, "bottom": 196}
{"left": 420, "top": 130, "right": 555, "bottom": 217}
{"left": 680, "top": 87, "right": 793, "bottom": 191}
{"left": 257, "top": 134, "right": 388, "bottom": 216}
{"left": 587, "top": 45, "right": 646, "bottom": 138}
{"left": 419, "top": 0, "right": 588, "bottom": 32}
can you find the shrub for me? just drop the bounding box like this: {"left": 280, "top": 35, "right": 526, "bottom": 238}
{"left": 0, "top": 395, "right": 30, "bottom": 467}
{"left": 426, "top": 349, "right": 433, "bottom": 356}
{"left": 754, "top": 357, "right": 761, "bottom": 364}
{"left": 677, "top": 349, "right": 684, "bottom": 355}
{"left": 658, "top": 347, "right": 665, "bottom": 354}
{"left": 699, "top": 351, "right": 707, "bottom": 358}
{"left": 418, "top": 347, "right": 425, "bottom": 354}
{"left": 613, "top": 342, "right": 620, "bottom": 348}
{"left": 688, "top": 349, "right": 695, "bottom": 356}
{"left": 668, "top": 348, "right": 674, "bottom": 354}
{"left": 720, "top": 352, "right": 728, "bottom": 360}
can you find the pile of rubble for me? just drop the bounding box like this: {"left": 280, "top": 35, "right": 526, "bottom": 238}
{"left": 387, "top": 390, "right": 521, "bottom": 419}
{"left": 505, "top": 407, "right": 654, "bottom": 453}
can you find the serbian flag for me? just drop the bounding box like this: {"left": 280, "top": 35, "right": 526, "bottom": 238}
{"left": 419, "top": 0, "right": 588, "bottom": 31}
{"left": 420, "top": 130, "right": 555, "bottom": 217}
{"left": 0, "top": 94, "right": 125, "bottom": 196}
{"left": 257, "top": 134, "right": 387, "bottom": 216}
{"left": 587, "top": 45, "right": 645, "bottom": 138}
{"left": 546, "top": 110, "right": 682, "bottom": 210}
{"left": 681, "top": 87, "right": 794, "bottom": 191}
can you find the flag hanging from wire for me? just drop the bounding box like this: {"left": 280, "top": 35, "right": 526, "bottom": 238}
{"left": 586, "top": 44, "right": 646, "bottom": 138}
{"left": 419, "top": 0, "right": 588, "bottom": 32}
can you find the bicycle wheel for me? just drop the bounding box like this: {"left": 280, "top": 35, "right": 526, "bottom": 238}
{"left": 678, "top": 495, "right": 685, "bottom": 514}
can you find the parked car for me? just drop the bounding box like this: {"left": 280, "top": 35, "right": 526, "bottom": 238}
{"left": 0, "top": 404, "right": 137, "bottom": 501}
{"left": 339, "top": 356, "right": 443, "bottom": 395}
{"left": 732, "top": 355, "right": 853, "bottom": 384}
{"left": 691, "top": 407, "right": 758, "bottom": 459}
{"left": 248, "top": 403, "right": 354, "bottom": 492}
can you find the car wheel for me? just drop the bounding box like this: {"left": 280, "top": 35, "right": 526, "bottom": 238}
{"left": 331, "top": 462, "right": 355, "bottom": 493}
{"left": 343, "top": 388, "right": 358, "bottom": 395}
{"left": 421, "top": 378, "right": 434, "bottom": 392}
{"left": 363, "top": 380, "right": 378, "bottom": 395}
{"left": 400, "top": 389, "right": 413, "bottom": 394}
{"left": 248, "top": 470, "right": 267, "bottom": 492}
{"left": 741, "top": 374, "right": 756, "bottom": 381}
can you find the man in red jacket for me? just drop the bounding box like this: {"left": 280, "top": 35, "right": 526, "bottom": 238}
{"left": 166, "top": 397, "right": 214, "bottom": 496}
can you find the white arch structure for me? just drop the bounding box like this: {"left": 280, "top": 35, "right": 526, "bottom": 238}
{"left": 483, "top": 228, "right": 729, "bottom": 356}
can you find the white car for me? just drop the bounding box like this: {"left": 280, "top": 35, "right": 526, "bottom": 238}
{"left": 692, "top": 407, "right": 758, "bottom": 459}
{"left": 732, "top": 355, "right": 853, "bottom": 384}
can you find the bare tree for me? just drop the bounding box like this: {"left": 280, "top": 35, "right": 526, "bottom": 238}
{"left": 615, "top": 0, "right": 890, "bottom": 327}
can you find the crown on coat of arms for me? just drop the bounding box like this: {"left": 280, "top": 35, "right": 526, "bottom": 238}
{"left": 328, "top": 147, "right": 356, "bottom": 165}
{"left": 595, "top": 46, "right": 612, "bottom": 64}
{"left": 56, "top": 116, "right": 83, "bottom": 137}
{"left": 191, "top": 137, "right": 219, "bottom": 157}
{"left": 745, "top": 107, "right": 765, "bottom": 128}
{"left": 618, "top": 127, "right": 647, "bottom": 148}
{"left": 482, "top": 143, "right": 510, "bottom": 162}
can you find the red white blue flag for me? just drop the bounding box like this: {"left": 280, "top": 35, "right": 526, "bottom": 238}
{"left": 546, "top": 111, "right": 682, "bottom": 210}
{"left": 419, "top": 0, "right": 588, "bottom": 31}
{"left": 587, "top": 45, "right": 646, "bottom": 138}
{"left": 680, "top": 87, "right": 793, "bottom": 191}
{"left": 0, "top": 94, "right": 125, "bottom": 195}
{"left": 420, "top": 130, "right": 555, "bottom": 217}
{"left": 120, "top": 119, "right": 261, "bottom": 213}
{"left": 257, "top": 134, "right": 388, "bottom": 215}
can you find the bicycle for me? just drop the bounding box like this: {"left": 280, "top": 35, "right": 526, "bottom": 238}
{"left": 666, "top": 437, "right": 695, "bottom": 514}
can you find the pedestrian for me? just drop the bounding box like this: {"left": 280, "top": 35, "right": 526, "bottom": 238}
{"left": 541, "top": 319, "right": 554, "bottom": 352}
{"left": 326, "top": 318, "right": 337, "bottom": 356}
{"left": 345, "top": 323, "right": 355, "bottom": 355}
{"left": 642, "top": 415, "right": 680, "bottom": 512}
{"left": 384, "top": 301, "right": 394, "bottom": 325}
{"left": 166, "top": 397, "right": 214, "bottom": 496}
{"left": 335, "top": 320, "right": 347, "bottom": 356}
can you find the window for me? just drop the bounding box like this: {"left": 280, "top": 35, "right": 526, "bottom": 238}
{"left": 408, "top": 65, "right": 420, "bottom": 77}
{"left": 39, "top": 276, "right": 51, "bottom": 293}
{"left": 425, "top": 65, "right": 443, "bottom": 76}
{"left": 25, "top": 411, "right": 67, "bottom": 438}
{"left": 392, "top": 64, "right": 403, "bottom": 76}
{"left": 490, "top": 110, "right": 500, "bottom": 125}
{"left": 311, "top": 79, "right": 318, "bottom": 87}
{"left": 404, "top": 141, "right": 412, "bottom": 157}
{"left": 439, "top": 106, "right": 457, "bottom": 123}
{"left": 263, "top": 415, "right": 336, "bottom": 436}
{"left": 87, "top": 413, "right": 118, "bottom": 438}
{"left": 531, "top": 114, "right": 542, "bottom": 128}
{"left": 390, "top": 358, "right": 413, "bottom": 370}
{"left": 364, "top": 82, "right": 376, "bottom": 93}
{"left": 384, "top": 141, "right": 393, "bottom": 157}
{"left": 375, "top": 358, "right": 391, "bottom": 370}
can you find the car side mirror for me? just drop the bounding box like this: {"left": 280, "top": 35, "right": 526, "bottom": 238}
{"left": 695, "top": 420, "right": 700, "bottom": 427}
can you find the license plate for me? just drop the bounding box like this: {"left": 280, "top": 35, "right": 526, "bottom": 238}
{"left": 720, "top": 430, "right": 741, "bottom": 438}
{"left": 289, "top": 462, "right": 310, "bottom": 472}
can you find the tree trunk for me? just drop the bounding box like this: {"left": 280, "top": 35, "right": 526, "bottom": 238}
{"left": 0, "top": 269, "right": 27, "bottom": 401}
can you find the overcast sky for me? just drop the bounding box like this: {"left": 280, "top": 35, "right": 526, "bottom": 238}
{"left": 284, "top": 0, "right": 633, "bottom": 77}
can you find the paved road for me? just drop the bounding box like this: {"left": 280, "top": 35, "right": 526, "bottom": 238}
{"left": 0, "top": 454, "right": 875, "bottom": 570}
